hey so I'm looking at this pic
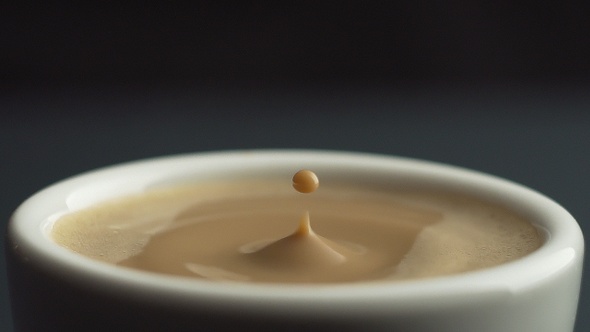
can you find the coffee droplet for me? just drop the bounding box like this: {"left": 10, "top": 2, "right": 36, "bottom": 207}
{"left": 246, "top": 172, "right": 352, "bottom": 270}
{"left": 292, "top": 170, "right": 319, "bottom": 193}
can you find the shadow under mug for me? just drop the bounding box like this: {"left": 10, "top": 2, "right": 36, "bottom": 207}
{"left": 6, "top": 150, "right": 584, "bottom": 332}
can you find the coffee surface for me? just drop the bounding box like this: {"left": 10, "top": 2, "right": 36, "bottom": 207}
{"left": 51, "top": 181, "right": 542, "bottom": 284}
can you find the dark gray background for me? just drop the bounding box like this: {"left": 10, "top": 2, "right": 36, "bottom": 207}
{"left": 2, "top": 2, "right": 589, "bottom": 331}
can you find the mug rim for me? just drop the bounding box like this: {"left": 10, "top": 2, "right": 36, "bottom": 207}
{"left": 8, "top": 149, "right": 584, "bottom": 317}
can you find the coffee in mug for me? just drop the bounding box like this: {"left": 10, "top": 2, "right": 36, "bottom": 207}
{"left": 51, "top": 170, "right": 542, "bottom": 284}
{"left": 6, "top": 151, "right": 583, "bottom": 332}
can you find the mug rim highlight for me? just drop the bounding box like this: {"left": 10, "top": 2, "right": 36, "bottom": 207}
{"left": 8, "top": 149, "right": 583, "bottom": 317}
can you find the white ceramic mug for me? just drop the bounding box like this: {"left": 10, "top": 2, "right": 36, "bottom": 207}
{"left": 6, "top": 150, "right": 584, "bottom": 332}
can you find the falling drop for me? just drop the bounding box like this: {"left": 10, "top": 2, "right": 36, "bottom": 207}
{"left": 292, "top": 170, "right": 319, "bottom": 193}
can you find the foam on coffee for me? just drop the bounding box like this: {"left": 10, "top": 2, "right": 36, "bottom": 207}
{"left": 51, "top": 171, "right": 542, "bottom": 284}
